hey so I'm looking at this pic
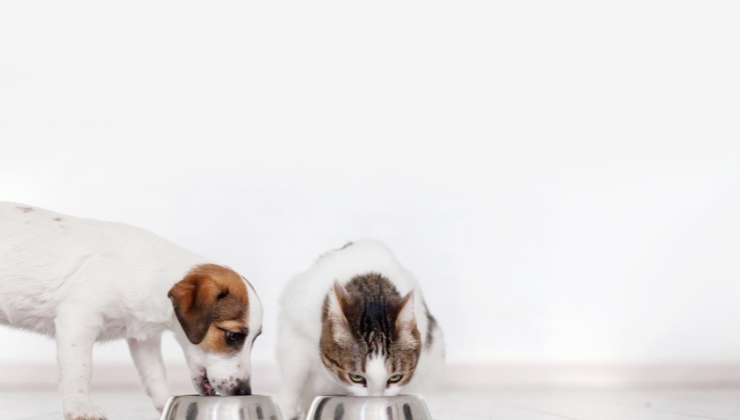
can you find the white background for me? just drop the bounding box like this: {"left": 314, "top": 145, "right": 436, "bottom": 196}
{"left": 1, "top": 2, "right": 739, "bottom": 369}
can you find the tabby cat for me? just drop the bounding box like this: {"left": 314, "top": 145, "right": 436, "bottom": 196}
{"left": 277, "top": 240, "right": 445, "bottom": 419}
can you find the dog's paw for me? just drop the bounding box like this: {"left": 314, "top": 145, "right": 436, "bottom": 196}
{"left": 64, "top": 401, "right": 107, "bottom": 420}
{"left": 149, "top": 395, "right": 169, "bottom": 413}
{"left": 282, "top": 407, "right": 302, "bottom": 420}
{"left": 148, "top": 389, "right": 170, "bottom": 413}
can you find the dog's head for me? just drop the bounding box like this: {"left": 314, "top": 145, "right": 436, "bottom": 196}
{"left": 168, "top": 264, "right": 262, "bottom": 396}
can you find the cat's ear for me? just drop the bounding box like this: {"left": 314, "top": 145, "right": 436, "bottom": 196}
{"left": 327, "top": 281, "right": 353, "bottom": 342}
{"left": 396, "top": 291, "right": 419, "bottom": 344}
{"left": 328, "top": 280, "right": 351, "bottom": 318}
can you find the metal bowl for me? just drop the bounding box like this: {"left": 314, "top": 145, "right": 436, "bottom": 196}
{"left": 160, "top": 395, "right": 283, "bottom": 420}
{"left": 305, "top": 395, "right": 432, "bottom": 420}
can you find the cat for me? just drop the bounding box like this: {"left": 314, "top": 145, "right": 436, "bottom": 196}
{"left": 277, "top": 240, "right": 445, "bottom": 419}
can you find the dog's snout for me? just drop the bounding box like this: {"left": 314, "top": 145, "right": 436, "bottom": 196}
{"left": 234, "top": 379, "right": 251, "bottom": 395}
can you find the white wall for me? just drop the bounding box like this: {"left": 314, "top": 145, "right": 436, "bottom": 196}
{"left": 1, "top": 2, "right": 739, "bottom": 368}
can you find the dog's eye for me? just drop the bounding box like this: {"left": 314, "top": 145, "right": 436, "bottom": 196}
{"left": 224, "top": 331, "right": 246, "bottom": 346}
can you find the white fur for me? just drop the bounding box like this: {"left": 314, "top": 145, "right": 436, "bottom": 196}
{"left": 277, "top": 240, "right": 445, "bottom": 419}
{"left": 364, "top": 355, "right": 392, "bottom": 396}
{"left": 0, "top": 202, "right": 263, "bottom": 420}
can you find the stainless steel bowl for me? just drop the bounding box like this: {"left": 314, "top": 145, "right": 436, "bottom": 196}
{"left": 160, "top": 395, "right": 283, "bottom": 420}
{"left": 305, "top": 395, "right": 432, "bottom": 420}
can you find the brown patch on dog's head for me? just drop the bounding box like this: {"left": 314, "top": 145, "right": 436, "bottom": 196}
{"left": 168, "top": 264, "right": 250, "bottom": 353}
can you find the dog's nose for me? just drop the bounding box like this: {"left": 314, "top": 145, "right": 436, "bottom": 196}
{"left": 234, "top": 379, "right": 251, "bottom": 395}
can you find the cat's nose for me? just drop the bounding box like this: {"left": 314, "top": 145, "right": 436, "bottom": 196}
{"left": 366, "top": 386, "right": 385, "bottom": 397}
{"left": 234, "top": 379, "right": 251, "bottom": 395}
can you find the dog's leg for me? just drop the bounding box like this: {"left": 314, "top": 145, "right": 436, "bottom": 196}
{"left": 128, "top": 335, "right": 171, "bottom": 412}
{"left": 55, "top": 311, "right": 107, "bottom": 420}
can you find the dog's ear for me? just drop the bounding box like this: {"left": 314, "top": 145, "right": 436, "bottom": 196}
{"left": 168, "top": 271, "right": 227, "bottom": 344}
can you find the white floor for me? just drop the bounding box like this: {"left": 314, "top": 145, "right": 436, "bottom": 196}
{"left": 2, "top": 387, "right": 739, "bottom": 420}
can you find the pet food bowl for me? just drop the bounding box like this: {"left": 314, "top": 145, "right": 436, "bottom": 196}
{"left": 160, "top": 395, "right": 283, "bottom": 420}
{"left": 306, "top": 395, "right": 432, "bottom": 420}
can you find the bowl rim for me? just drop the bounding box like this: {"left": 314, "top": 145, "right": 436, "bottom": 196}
{"left": 306, "top": 394, "right": 431, "bottom": 417}
{"left": 164, "top": 394, "right": 277, "bottom": 398}
{"left": 160, "top": 394, "right": 280, "bottom": 418}
{"left": 309, "top": 394, "right": 428, "bottom": 400}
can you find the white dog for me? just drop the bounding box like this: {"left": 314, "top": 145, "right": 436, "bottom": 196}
{"left": 0, "top": 202, "right": 263, "bottom": 420}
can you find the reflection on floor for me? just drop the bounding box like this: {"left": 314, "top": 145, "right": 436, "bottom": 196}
{"left": 2, "top": 387, "right": 739, "bottom": 420}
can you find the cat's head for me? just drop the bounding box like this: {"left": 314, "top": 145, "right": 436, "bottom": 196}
{"left": 319, "top": 274, "right": 421, "bottom": 396}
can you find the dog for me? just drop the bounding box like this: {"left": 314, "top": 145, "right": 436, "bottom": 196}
{"left": 0, "top": 202, "right": 263, "bottom": 420}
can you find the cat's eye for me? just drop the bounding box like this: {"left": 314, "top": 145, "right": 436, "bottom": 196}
{"left": 388, "top": 374, "right": 403, "bottom": 383}
{"left": 348, "top": 373, "right": 365, "bottom": 383}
